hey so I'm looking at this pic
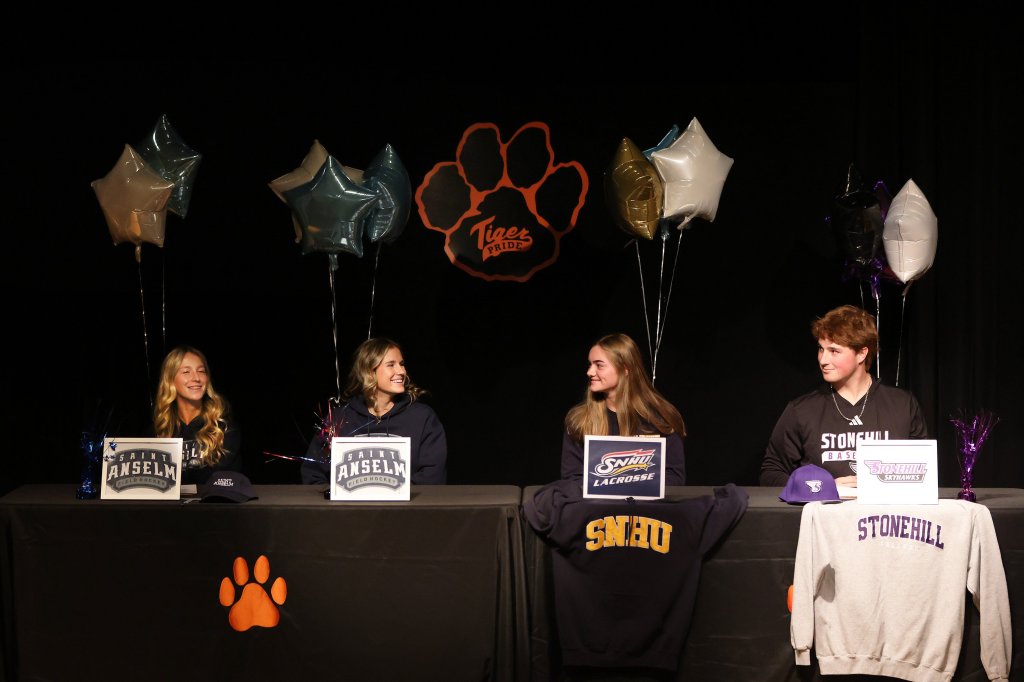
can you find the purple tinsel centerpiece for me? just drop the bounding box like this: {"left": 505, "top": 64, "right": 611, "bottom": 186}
{"left": 948, "top": 410, "right": 999, "bottom": 502}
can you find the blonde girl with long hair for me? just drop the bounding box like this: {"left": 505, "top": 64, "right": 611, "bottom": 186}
{"left": 154, "top": 345, "right": 241, "bottom": 484}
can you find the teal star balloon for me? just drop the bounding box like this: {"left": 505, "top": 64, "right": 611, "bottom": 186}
{"left": 642, "top": 124, "right": 680, "bottom": 161}
{"left": 284, "top": 156, "right": 379, "bottom": 261}
{"left": 136, "top": 114, "right": 202, "bottom": 218}
{"left": 362, "top": 144, "right": 411, "bottom": 245}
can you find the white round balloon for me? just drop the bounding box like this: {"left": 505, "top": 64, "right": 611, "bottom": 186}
{"left": 882, "top": 178, "right": 938, "bottom": 285}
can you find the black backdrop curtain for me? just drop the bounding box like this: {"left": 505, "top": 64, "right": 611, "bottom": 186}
{"left": 861, "top": 10, "right": 1023, "bottom": 491}
{"left": 4, "top": 9, "right": 1021, "bottom": 494}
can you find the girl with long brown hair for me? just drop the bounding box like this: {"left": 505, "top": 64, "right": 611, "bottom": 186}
{"left": 301, "top": 337, "right": 447, "bottom": 485}
{"left": 562, "top": 333, "right": 686, "bottom": 484}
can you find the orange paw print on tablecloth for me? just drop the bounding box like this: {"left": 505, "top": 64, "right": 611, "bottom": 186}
{"left": 416, "top": 122, "right": 588, "bottom": 282}
{"left": 219, "top": 555, "right": 287, "bottom": 631}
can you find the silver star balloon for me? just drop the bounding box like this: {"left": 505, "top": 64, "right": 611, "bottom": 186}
{"left": 650, "top": 117, "right": 734, "bottom": 227}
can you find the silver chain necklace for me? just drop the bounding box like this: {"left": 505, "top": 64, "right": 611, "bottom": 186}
{"left": 831, "top": 382, "right": 870, "bottom": 425}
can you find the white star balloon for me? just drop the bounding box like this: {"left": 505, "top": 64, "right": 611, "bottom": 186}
{"left": 649, "top": 117, "right": 734, "bottom": 227}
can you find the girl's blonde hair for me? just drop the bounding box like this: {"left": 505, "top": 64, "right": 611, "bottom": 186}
{"left": 153, "top": 345, "right": 230, "bottom": 465}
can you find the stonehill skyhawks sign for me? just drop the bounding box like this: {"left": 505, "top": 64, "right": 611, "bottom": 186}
{"left": 415, "top": 122, "right": 589, "bottom": 282}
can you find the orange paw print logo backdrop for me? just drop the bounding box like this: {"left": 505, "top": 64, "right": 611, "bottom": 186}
{"left": 219, "top": 555, "right": 287, "bottom": 631}
{"left": 415, "top": 122, "right": 588, "bottom": 282}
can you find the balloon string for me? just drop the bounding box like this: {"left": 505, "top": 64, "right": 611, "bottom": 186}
{"left": 368, "top": 244, "right": 381, "bottom": 340}
{"left": 653, "top": 234, "right": 668, "bottom": 382}
{"left": 874, "top": 291, "right": 881, "bottom": 379}
{"left": 160, "top": 250, "right": 167, "bottom": 358}
{"left": 137, "top": 257, "right": 153, "bottom": 411}
{"left": 896, "top": 289, "right": 907, "bottom": 387}
{"left": 634, "top": 241, "right": 654, "bottom": 364}
{"left": 329, "top": 262, "right": 341, "bottom": 404}
{"left": 653, "top": 229, "right": 684, "bottom": 383}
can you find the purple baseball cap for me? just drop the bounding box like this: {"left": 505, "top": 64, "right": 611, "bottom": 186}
{"left": 779, "top": 464, "right": 842, "bottom": 504}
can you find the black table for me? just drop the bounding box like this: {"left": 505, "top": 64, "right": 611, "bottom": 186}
{"left": 0, "top": 485, "right": 529, "bottom": 682}
{"left": 4, "top": 485, "right": 1021, "bottom": 681}
{"left": 523, "top": 486, "right": 1024, "bottom": 681}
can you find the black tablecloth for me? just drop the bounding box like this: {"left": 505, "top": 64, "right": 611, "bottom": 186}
{"left": 524, "top": 486, "right": 1024, "bottom": 681}
{"left": 3, "top": 485, "right": 1022, "bottom": 681}
{"left": 0, "top": 485, "right": 528, "bottom": 682}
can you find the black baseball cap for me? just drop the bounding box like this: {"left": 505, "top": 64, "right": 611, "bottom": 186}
{"left": 200, "top": 471, "right": 258, "bottom": 503}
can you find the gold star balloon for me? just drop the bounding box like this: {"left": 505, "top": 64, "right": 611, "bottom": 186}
{"left": 91, "top": 144, "right": 174, "bottom": 262}
{"left": 604, "top": 137, "right": 663, "bottom": 240}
